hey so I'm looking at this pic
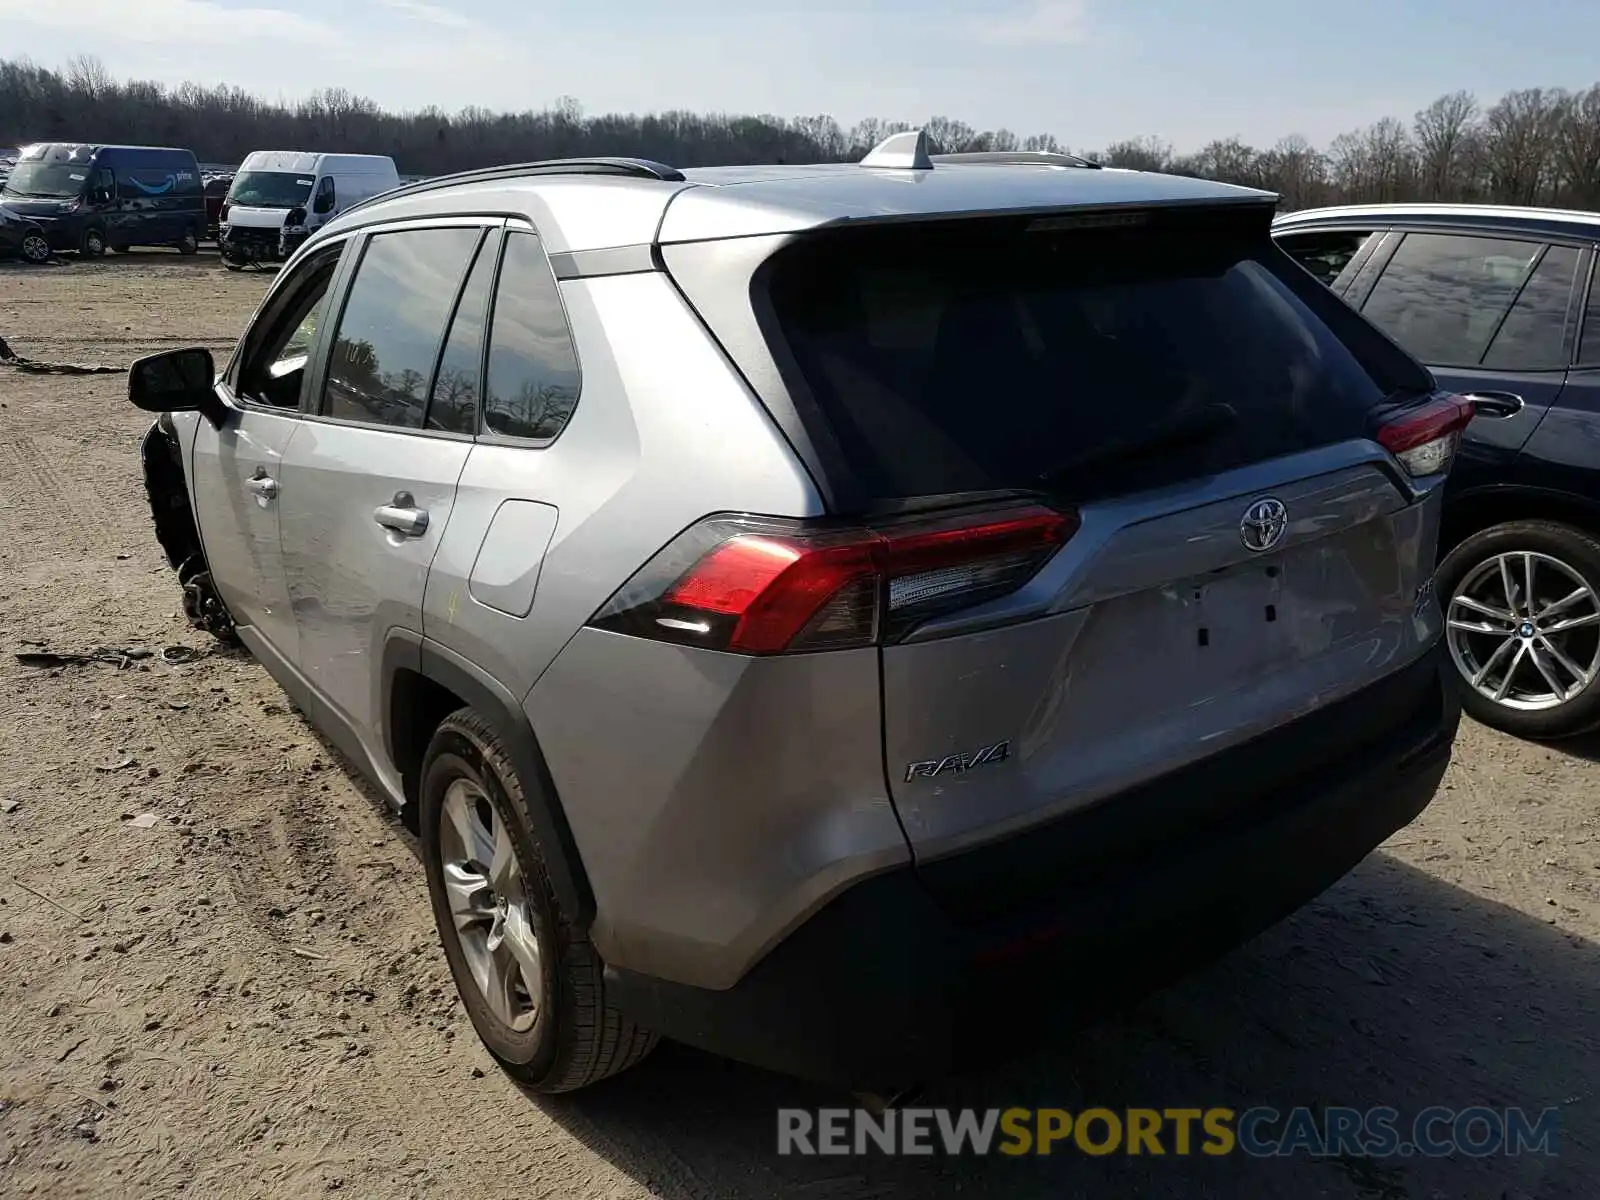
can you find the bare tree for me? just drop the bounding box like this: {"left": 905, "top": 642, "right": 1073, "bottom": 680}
{"left": 1481, "top": 87, "right": 1567, "bottom": 205}
{"left": 1553, "top": 84, "right": 1600, "bottom": 208}
{"left": 63, "top": 54, "right": 113, "bottom": 103}
{"left": 1413, "top": 91, "right": 1479, "bottom": 202}
{"left": 1258, "top": 135, "right": 1328, "bottom": 210}
{"left": 1099, "top": 136, "right": 1174, "bottom": 173}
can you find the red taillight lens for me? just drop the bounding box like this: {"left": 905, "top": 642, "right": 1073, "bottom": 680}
{"left": 1376, "top": 393, "right": 1474, "bottom": 477}
{"left": 663, "top": 537, "right": 877, "bottom": 654}
{"left": 590, "top": 505, "right": 1078, "bottom": 655}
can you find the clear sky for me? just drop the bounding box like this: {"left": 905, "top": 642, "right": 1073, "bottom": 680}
{"left": 2, "top": 0, "right": 1597, "bottom": 153}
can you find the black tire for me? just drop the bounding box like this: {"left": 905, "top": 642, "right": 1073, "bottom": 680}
{"left": 1437, "top": 519, "right": 1600, "bottom": 739}
{"left": 420, "top": 709, "right": 657, "bottom": 1092}
{"left": 178, "top": 227, "right": 199, "bottom": 255}
{"left": 19, "top": 232, "right": 52, "bottom": 265}
{"left": 80, "top": 227, "right": 106, "bottom": 258}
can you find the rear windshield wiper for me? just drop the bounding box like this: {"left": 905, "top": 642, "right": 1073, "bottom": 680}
{"left": 1036, "top": 401, "right": 1239, "bottom": 489}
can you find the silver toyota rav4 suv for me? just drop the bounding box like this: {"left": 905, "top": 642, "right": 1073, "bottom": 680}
{"left": 129, "top": 131, "right": 1467, "bottom": 1093}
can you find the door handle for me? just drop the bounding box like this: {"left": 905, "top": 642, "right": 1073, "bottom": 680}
{"left": 1462, "top": 391, "right": 1524, "bottom": 419}
{"left": 244, "top": 473, "right": 279, "bottom": 500}
{"left": 374, "top": 491, "right": 429, "bottom": 538}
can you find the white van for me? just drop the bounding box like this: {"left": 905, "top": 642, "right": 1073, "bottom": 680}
{"left": 219, "top": 151, "right": 399, "bottom": 267}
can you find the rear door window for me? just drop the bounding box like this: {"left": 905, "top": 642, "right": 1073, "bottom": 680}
{"left": 425, "top": 230, "right": 497, "bottom": 435}
{"left": 1579, "top": 264, "right": 1600, "bottom": 369}
{"left": 321, "top": 226, "right": 482, "bottom": 429}
{"left": 1359, "top": 233, "right": 1545, "bottom": 367}
{"left": 764, "top": 211, "right": 1416, "bottom": 504}
{"left": 1481, "top": 244, "right": 1581, "bottom": 371}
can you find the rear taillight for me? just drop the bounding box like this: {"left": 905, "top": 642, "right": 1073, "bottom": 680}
{"left": 1376, "top": 393, "right": 1475, "bottom": 477}
{"left": 588, "top": 504, "right": 1078, "bottom": 655}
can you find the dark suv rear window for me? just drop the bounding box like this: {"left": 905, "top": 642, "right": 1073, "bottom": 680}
{"left": 765, "top": 210, "right": 1424, "bottom": 504}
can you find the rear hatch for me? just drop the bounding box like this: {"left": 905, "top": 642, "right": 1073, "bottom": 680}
{"left": 746, "top": 205, "right": 1454, "bottom": 877}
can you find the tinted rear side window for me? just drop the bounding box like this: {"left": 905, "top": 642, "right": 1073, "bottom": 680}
{"left": 483, "top": 230, "right": 582, "bottom": 441}
{"left": 765, "top": 213, "right": 1413, "bottom": 504}
{"left": 1360, "top": 233, "right": 1543, "bottom": 367}
{"left": 1482, "top": 244, "right": 1580, "bottom": 371}
{"left": 1581, "top": 266, "right": 1600, "bottom": 368}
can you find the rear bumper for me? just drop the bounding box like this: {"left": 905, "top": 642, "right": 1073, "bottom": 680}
{"left": 606, "top": 644, "right": 1460, "bottom": 1088}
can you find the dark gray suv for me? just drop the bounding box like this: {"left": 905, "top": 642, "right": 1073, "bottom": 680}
{"left": 128, "top": 131, "right": 1466, "bottom": 1093}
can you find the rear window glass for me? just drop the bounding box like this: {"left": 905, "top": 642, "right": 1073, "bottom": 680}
{"left": 765, "top": 213, "right": 1416, "bottom": 504}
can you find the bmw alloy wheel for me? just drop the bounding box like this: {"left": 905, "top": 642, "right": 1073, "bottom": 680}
{"left": 1445, "top": 550, "right": 1600, "bottom": 713}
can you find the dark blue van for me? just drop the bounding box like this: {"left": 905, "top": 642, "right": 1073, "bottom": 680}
{"left": 0, "top": 144, "right": 206, "bottom": 257}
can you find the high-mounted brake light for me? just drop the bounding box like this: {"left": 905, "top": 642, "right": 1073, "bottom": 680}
{"left": 1376, "top": 393, "right": 1474, "bottom": 478}
{"left": 589, "top": 505, "right": 1078, "bottom": 655}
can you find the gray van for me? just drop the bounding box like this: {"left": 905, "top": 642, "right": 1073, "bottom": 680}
{"left": 0, "top": 143, "right": 206, "bottom": 257}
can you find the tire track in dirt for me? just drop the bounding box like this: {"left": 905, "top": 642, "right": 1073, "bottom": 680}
{"left": 0, "top": 430, "right": 122, "bottom": 557}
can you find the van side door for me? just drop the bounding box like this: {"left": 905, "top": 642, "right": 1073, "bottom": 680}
{"left": 90, "top": 159, "right": 122, "bottom": 245}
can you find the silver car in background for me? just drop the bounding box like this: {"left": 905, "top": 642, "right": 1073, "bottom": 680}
{"left": 129, "top": 131, "right": 1467, "bottom": 1093}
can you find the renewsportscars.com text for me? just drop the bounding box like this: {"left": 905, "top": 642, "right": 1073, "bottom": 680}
{"left": 777, "top": 1106, "right": 1560, "bottom": 1158}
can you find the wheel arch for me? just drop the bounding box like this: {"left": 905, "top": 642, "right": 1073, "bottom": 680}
{"left": 1440, "top": 485, "right": 1600, "bottom": 559}
{"left": 383, "top": 631, "right": 595, "bottom": 928}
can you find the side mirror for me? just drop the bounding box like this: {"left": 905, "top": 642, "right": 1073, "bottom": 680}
{"left": 129, "top": 347, "right": 228, "bottom": 428}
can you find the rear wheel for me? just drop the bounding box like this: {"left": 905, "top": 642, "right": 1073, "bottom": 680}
{"left": 80, "top": 227, "right": 106, "bottom": 258}
{"left": 178, "top": 228, "right": 199, "bottom": 255}
{"left": 20, "top": 232, "right": 51, "bottom": 264}
{"left": 420, "top": 710, "right": 657, "bottom": 1092}
{"left": 1440, "top": 520, "right": 1600, "bottom": 739}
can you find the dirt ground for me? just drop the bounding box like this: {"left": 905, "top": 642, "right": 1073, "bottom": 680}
{"left": 0, "top": 252, "right": 1596, "bottom": 1200}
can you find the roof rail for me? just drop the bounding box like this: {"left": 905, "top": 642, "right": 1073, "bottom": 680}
{"left": 336, "top": 156, "right": 687, "bottom": 219}
{"left": 931, "top": 150, "right": 1102, "bottom": 170}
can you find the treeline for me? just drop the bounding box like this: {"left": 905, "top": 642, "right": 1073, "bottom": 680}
{"left": 4, "top": 55, "right": 1600, "bottom": 210}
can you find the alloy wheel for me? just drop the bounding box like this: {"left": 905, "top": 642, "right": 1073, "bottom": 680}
{"left": 1445, "top": 551, "right": 1600, "bottom": 712}
{"left": 21, "top": 234, "right": 50, "bottom": 263}
{"left": 437, "top": 778, "right": 543, "bottom": 1032}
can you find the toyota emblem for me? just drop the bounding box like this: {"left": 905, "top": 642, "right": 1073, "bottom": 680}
{"left": 1240, "top": 497, "right": 1288, "bottom": 553}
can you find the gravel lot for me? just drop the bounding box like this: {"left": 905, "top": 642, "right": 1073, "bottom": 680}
{"left": 0, "top": 253, "right": 1596, "bottom": 1199}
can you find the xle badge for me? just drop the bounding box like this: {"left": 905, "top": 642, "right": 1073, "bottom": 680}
{"left": 905, "top": 740, "right": 1011, "bottom": 783}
